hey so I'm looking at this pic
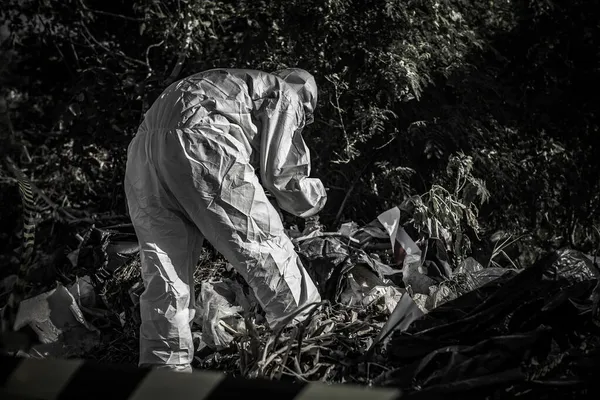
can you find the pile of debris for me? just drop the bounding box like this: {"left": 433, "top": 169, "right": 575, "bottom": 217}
{"left": 1, "top": 204, "right": 599, "bottom": 398}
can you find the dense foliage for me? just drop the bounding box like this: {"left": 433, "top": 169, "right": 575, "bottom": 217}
{"left": 1, "top": 0, "right": 598, "bottom": 269}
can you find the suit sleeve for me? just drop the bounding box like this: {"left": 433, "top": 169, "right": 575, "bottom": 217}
{"left": 258, "top": 91, "right": 327, "bottom": 218}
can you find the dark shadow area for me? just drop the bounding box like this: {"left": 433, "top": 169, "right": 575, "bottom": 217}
{"left": 353, "top": 0, "right": 600, "bottom": 253}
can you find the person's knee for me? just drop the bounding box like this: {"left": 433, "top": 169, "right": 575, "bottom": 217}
{"left": 141, "top": 281, "right": 192, "bottom": 319}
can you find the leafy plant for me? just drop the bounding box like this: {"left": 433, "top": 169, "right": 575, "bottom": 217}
{"left": 408, "top": 153, "right": 490, "bottom": 264}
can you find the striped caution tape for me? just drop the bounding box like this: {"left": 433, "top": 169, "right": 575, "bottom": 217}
{"left": 0, "top": 354, "right": 402, "bottom": 400}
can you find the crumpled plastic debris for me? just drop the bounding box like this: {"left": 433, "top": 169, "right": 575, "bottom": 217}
{"left": 303, "top": 215, "right": 325, "bottom": 236}
{"left": 298, "top": 232, "right": 406, "bottom": 313}
{"left": 356, "top": 251, "right": 403, "bottom": 284}
{"left": 369, "top": 207, "right": 440, "bottom": 295}
{"left": 395, "top": 227, "right": 422, "bottom": 264}
{"left": 396, "top": 229, "right": 435, "bottom": 295}
{"left": 377, "top": 207, "right": 412, "bottom": 262}
{"left": 297, "top": 236, "right": 354, "bottom": 299}
{"left": 13, "top": 283, "right": 97, "bottom": 342}
{"left": 68, "top": 275, "right": 97, "bottom": 310}
{"left": 340, "top": 216, "right": 391, "bottom": 250}
{"left": 421, "top": 257, "right": 511, "bottom": 312}
{"left": 455, "top": 256, "right": 483, "bottom": 274}
{"left": 74, "top": 226, "right": 139, "bottom": 287}
{"left": 338, "top": 221, "right": 360, "bottom": 238}
{"left": 361, "top": 285, "right": 404, "bottom": 314}
{"left": 195, "top": 280, "right": 248, "bottom": 350}
{"left": 339, "top": 264, "right": 403, "bottom": 314}
{"left": 411, "top": 293, "right": 430, "bottom": 314}
{"left": 367, "top": 292, "right": 425, "bottom": 358}
{"left": 421, "top": 238, "right": 452, "bottom": 281}
{"left": 382, "top": 248, "right": 600, "bottom": 396}
{"left": 296, "top": 206, "right": 440, "bottom": 310}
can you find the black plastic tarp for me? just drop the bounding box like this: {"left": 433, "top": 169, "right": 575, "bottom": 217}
{"left": 379, "top": 249, "right": 600, "bottom": 398}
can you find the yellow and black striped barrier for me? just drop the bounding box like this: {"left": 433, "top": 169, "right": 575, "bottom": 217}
{"left": 0, "top": 355, "right": 402, "bottom": 400}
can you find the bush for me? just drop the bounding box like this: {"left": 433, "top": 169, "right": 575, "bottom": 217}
{"left": 1, "top": 0, "right": 598, "bottom": 265}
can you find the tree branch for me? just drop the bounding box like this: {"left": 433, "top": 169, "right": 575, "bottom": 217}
{"left": 80, "top": 21, "right": 146, "bottom": 67}
{"left": 145, "top": 40, "right": 165, "bottom": 73}
{"left": 79, "top": 0, "right": 145, "bottom": 22}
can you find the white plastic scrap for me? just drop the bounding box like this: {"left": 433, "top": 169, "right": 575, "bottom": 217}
{"left": 13, "top": 283, "right": 97, "bottom": 344}
{"left": 339, "top": 268, "right": 403, "bottom": 315}
{"left": 376, "top": 207, "right": 422, "bottom": 261}
{"left": 411, "top": 293, "right": 430, "bottom": 314}
{"left": 361, "top": 285, "right": 404, "bottom": 314}
{"left": 403, "top": 259, "right": 437, "bottom": 295}
{"left": 338, "top": 221, "right": 360, "bottom": 238}
{"left": 426, "top": 284, "right": 457, "bottom": 310}
{"left": 68, "top": 275, "right": 96, "bottom": 309}
{"left": 395, "top": 227, "right": 422, "bottom": 265}
{"left": 376, "top": 207, "right": 434, "bottom": 294}
{"left": 376, "top": 207, "right": 403, "bottom": 253}
{"left": 196, "top": 281, "right": 247, "bottom": 350}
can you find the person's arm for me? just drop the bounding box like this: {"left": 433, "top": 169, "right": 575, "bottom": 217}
{"left": 258, "top": 90, "right": 327, "bottom": 218}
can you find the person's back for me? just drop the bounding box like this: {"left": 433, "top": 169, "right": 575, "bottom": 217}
{"left": 124, "top": 68, "right": 326, "bottom": 372}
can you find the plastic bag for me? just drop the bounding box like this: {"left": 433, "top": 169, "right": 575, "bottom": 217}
{"left": 196, "top": 281, "right": 246, "bottom": 350}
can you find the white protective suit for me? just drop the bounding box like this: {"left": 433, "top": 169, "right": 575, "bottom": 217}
{"left": 124, "top": 68, "right": 327, "bottom": 367}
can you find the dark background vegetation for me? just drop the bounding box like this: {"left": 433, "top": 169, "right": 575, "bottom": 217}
{"left": 1, "top": 0, "right": 598, "bottom": 270}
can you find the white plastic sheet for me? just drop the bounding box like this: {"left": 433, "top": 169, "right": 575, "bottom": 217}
{"left": 375, "top": 207, "right": 434, "bottom": 294}
{"left": 197, "top": 281, "right": 246, "bottom": 350}
{"left": 13, "top": 283, "right": 97, "bottom": 344}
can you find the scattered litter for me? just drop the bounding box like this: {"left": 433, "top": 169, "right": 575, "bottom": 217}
{"left": 361, "top": 285, "right": 404, "bottom": 314}
{"left": 303, "top": 216, "right": 324, "bottom": 236}
{"left": 338, "top": 221, "right": 359, "bottom": 238}
{"left": 422, "top": 238, "right": 452, "bottom": 281}
{"left": 456, "top": 256, "right": 483, "bottom": 274}
{"left": 425, "top": 284, "right": 456, "bottom": 310}
{"left": 367, "top": 292, "right": 425, "bottom": 355}
{"left": 297, "top": 235, "right": 353, "bottom": 299}
{"left": 192, "top": 330, "right": 207, "bottom": 353}
{"left": 75, "top": 226, "right": 139, "bottom": 287}
{"left": 382, "top": 248, "right": 600, "bottom": 396}
{"left": 376, "top": 206, "right": 403, "bottom": 252}
{"left": 8, "top": 283, "right": 100, "bottom": 358}
{"left": 196, "top": 281, "right": 246, "bottom": 350}
{"left": 2, "top": 203, "right": 598, "bottom": 399}
{"left": 411, "top": 293, "right": 430, "bottom": 314}
{"left": 13, "top": 283, "right": 97, "bottom": 343}
{"left": 68, "top": 275, "right": 97, "bottom": 309}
